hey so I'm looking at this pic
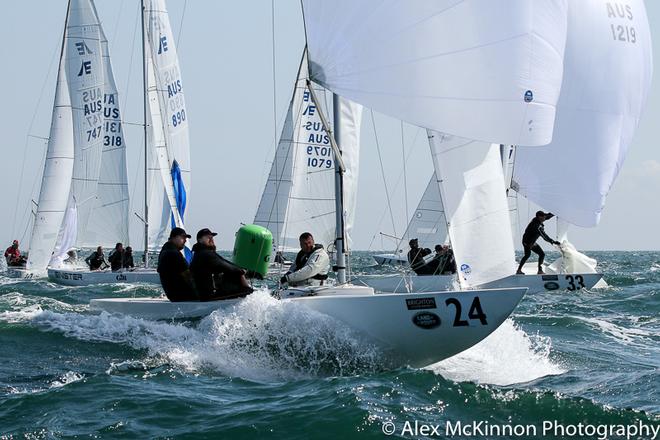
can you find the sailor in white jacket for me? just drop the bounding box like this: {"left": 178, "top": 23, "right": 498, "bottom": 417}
{"left": 280, "top": 232, "right": 330, "bottom": 287}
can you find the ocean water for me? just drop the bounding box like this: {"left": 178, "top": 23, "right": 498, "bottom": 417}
{"left": 0, "top": 251, "right": 658, "bottom": 439}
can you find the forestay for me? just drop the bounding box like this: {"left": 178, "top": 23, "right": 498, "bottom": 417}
{"left": 513, "top": 0, "right": 653, "bottom": 227}
{"left": 428, "top": 132, "right": 515, "bottom": 287}
{"left": 302, "top": 0, "right": 568, "bottom": 146}
{"left": 26, "top": 29, "right": 75, "bottom": 272}
{"left": 144, "top": 0, "right": 191, "bottom": 235}
{"left": 401, "top": 172, "right": 448, "bottom": 252}
{"left": 254, "top": 51, "right": 362, "bottom": 251}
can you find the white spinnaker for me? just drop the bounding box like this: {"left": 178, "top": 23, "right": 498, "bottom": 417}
{"left": 144, "top": 0, "right": 191, "bottom": 228}
{"left": 64, "top": 0, "right": 106, "bottom": 248}
{"left": 337, "top": 96, "right": 362, "bottom": 251}
{"left": 302, "top": 0, "right": 568, "bottom": 146}
{"left": 512, "top": 0, "right": 653, "bottom": 227}
{"left": 400, "top": 172, "right": 448, "bottom": 252}
{"left": 83, "top": 14, "right": 130, "bottom": 247}
{"left": 26, "top": 40, "right": 75, "bottom": 272}
{"left": 428, "top": 132, "right": 515, "bottom": 287}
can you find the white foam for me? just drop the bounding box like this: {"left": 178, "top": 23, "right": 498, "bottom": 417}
{"left": 0, "top": 290, "right": 382, "bottom": 381}
{"left": 576, "top": 316, "right": 652, "bottom": 346}
{"left": 427, "top": 319, "right": 565, "bottom": 386}
{"left": 49, "top": 371, "right": 84, "bottom": 388}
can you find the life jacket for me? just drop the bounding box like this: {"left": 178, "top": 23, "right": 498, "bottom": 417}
{"left": 294, "top": 244, "right": 329, "bottom": 281}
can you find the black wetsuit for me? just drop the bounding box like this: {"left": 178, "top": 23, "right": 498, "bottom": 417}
{"left": 407, "top": 247, "right": 436, "bottom": 275}
{"left": 123, "top": 253, "right": 134, "bottom": 269}
{"left": 85, "top": 252, "right": 106, "bottom": 271}
{"left": 518, "top": 214, "right": 557, "bottom": 270}
{"left": 157, "top": 241, "right": 196, "bottom": 302}
{"left": 108, "top": 250, "right": 124, "bottom": 272}
{"left": 190, "top": 243, "right": 251, "bottom": 300}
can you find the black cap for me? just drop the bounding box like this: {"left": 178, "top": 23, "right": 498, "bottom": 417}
{"left": 170, "top": 227, "right": 191, "bottom": 239}
{"left": 409, "top": 238, "right": 419, "bottom": 246}
{"left": 196, "top": 228, "right": 218, "bottom": 240}
{"left": 536, "top": 210, "right": 549, "bottom": 217}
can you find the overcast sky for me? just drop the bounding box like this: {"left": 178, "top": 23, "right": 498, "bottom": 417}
{"left": 1, "top": 1, "right": 659, "bottom": 252}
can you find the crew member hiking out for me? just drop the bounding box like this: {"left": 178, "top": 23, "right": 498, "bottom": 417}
{"left": 190, "top": 228, "right": 253, "bottom": 300}
{"left": 157, "top": 228, "right": 196, "bottom": 302}
{"left": 517, "top": 211, "right": 560, "bottom": 275}
{"left": 280, "top": 232, "right": 330, "bottom": 287}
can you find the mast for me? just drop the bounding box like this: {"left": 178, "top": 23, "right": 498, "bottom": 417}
{"left": 332, "top": 94, "right": 346, "bottom": 284}
{"left": 141, "top": 0, "right": 149, "bottom": 267}
{"left": 305, "top": 80, "right": 347, "bottom": 284}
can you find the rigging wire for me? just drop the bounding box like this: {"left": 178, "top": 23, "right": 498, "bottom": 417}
{"left": 11, "top": 34, "right": 62, "bottom": 241}
{"left": 176, "top": 0, "right": 188, "bottom": 46}
{"left": 370, "top": 110, "right": 398, "bottom": 241}
{"left": 366, "top": 125, "right": 423, "bottom": 251}
{"left": 400, "top": 120, "right": 409, "bottom": 244}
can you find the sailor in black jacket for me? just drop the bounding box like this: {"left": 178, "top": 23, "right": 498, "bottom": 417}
{"left": 157, "top": 228, "right": 196, "bottom": 301}
{"left": 190, "top": 228, "right": 253, "bottom": 300}
{"left": 517, "top": 211, "right": 560, "bottom": 275}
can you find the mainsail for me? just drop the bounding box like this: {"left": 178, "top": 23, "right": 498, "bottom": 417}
{"left": 301, "top": 0, "right": 568, "bottom": 146}
{"left": 512, "top": 0, "right": 653, "bottom": 227}
{"left": 144, "top": 0, "right": 191, "bottom": 242}
{"left": 254, "top": 51, "right": 362, "bottom": 251}
{"left": 64, "top": 0, "right": 106, "bottom": 248}
{"left": 428, "top": 132, "right": 515, "bottom": 287}
{"left": 82, "top": 8, "right": 130, "bottom": 246}
{"left": 26, "top": 16, "right": 75, "bottom": 272}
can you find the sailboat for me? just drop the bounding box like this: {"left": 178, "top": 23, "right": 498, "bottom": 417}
{"left": 10, "top": 0, "right": 192, "bottom": 286}
{"left": 511, "top": 0, "right": 652, "bottom": 270}
{"left": 92, "top": 0, "right": 571, "bottom": 367}
{"left": 253, "top": 50, "right": 362, "bottom": 262}
{"left": 361, "top": 0, "right": 652, "bottom": 295}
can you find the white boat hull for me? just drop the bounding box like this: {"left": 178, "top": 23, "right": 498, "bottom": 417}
{"left": 90, "top": 285, "right": 526, "bottom": 367}
{"left": 373, "top": 253, "right": 408, "bottom": 265}
{"left": 47, "top": 268, "right": 160, "bottom": 286}
{"left": 357, "top": 272, "right": 603, "bottom": 294}
{"left": 4, "top": 267, "right": 36, "bottom": 280}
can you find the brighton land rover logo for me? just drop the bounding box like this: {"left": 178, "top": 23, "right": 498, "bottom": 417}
{"left": 412, "top": 312, "right": 441, "bottom": 329}
{"left": 524, "top": 90, "right": 534, "bottom": 102}
{"left": 460, "top": 264, "right": 471, "bottom": 275}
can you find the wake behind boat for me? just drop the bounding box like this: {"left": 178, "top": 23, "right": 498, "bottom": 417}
{"left": 90, "top": 285, "right": 527, "bottom": 368}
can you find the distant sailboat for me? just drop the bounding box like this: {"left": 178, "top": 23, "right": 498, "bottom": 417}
{"left": 8, "top": 0, "right": 192, "bottom": 286}
{"left": 253, "top": 49, "right": 362, "bottom": 259}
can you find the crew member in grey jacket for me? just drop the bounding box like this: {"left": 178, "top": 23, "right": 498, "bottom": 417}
{"left": 280, "top": 232, "right": 330, "bottom": 287}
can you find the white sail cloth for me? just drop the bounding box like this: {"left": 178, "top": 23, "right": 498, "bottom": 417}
{"left": 302, "top": 0, "right": 568, "bottom": 146}
{"left": 26, "top": 48, "right": 74, "bottom": 271}
{"left": 144, "top": 0, "right": 191, "bottom": 241}
{"left": 428, "top": 132, "right": 515, "bottom": 287}
{"left": 254, "top": 51, "right": 362, "bottom": 251}
{"left": 513, "top": 0, "right": 653, "bottom": 227}
{"left": 401, "top": 172, "right": 448, "bottom": 252}
{"left": 84, "top": 13, "right": 130, "bottom": 246}
{"left": 64, "top": 0, "right": 106, "bottom": 248}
